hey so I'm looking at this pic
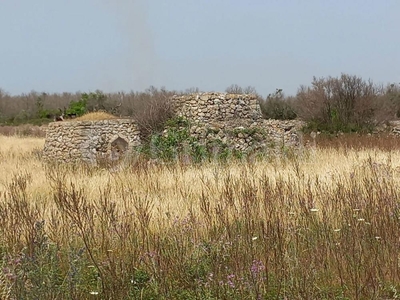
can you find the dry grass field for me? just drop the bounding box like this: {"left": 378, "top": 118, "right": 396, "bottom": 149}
{"left": 1, "top": 134, "right": 400, "bottom": 299}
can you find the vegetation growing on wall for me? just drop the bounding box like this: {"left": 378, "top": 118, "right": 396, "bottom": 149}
{"left": 138, "top": 117, "right": 250, "bottom": 163}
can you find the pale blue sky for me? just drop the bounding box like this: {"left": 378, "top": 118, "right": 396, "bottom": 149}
{"left": 0, "top": 0, "right": 399, "bottom": 96}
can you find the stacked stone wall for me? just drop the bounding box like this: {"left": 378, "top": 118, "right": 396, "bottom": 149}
{"left": 43, "top": 92, "right": 304, "bottom": 163}
{"left": 43, "top": 119, "right": 140, "bottom": 163}
{"left": 186, "top": 119, "right": 303, "bottom": 152}
{"left": 172, "top": 92, "right": 303, "bottom": 151}
{"left": 172, "top": 93, "right": 262, "bottom": 123}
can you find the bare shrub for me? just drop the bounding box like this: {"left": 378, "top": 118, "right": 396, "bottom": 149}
{"left": 130, "top": 87, "right": 176, "bottom": 141}
{"left": 0, "top": 126, "right": 14, "bottom": 136}
{"left": 225, "top": 84, "right": 244, "bottom": 94}
{"left": 294, "top": 74, "right": 387, "bottom": 132}
{"left": 184, "top": 87, "right": 202, "bottom": 94}
{"left": 380, "top": 82, "right": 400, "bottom": 119}
{"left": 0, "top": 125, "right": 46, "bottom": 137}
{"left": 225, "top": 84, "right": 258, "bottom": 95}
{"left": 304, "top": 132, "right": 400, "bottom": 151}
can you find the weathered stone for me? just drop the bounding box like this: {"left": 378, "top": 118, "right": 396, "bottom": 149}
{"left": 43, "top": 119, "right": 140, "bottom": 164}
{"left": 44, "top": 93, "right": 305, "bottom": 164}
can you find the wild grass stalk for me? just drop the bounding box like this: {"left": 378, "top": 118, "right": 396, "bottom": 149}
{"left": 1, "top": 135, "right": 400, "bottom": 298}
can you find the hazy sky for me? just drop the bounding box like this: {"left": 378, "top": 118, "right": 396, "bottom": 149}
{"left": 0, "top": 0, "right": 399, "bottom": 96}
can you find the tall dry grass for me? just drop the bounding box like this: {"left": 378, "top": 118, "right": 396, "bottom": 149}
{"left": 1, "top": 134, "right": 400, "bottom": 299}
{"left": 0, "top": 125, "right": 46, "bottom": 138}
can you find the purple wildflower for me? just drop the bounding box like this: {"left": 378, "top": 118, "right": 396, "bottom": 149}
{"left": 227, "top": 274, "right": 235, "bottom": 288}
{"left": 250, "top": 260, "right": 265, "bottom": 277}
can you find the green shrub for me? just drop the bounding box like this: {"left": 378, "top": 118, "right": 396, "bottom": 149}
{"left": 139, "top": 117, "right": 253, "bottom": 163}
{"left": 260, "top": 89, "right": 297, "bottom": 120}
{"left": 66, "top": 96, "right": 88, "bottom": 117}
{"left": 145, "top": 117, "right": 207, "bottom": 162}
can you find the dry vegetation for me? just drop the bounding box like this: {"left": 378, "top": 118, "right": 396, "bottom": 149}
{"left": 2, "top": 77, "right": 399, "bottom": 135}
{"left": 0, "top": 125, "right": 46, "bottom": 138}
{"left": 0, "top": 134, "right": 400, "bottom": 299}
{"left": 73, "top": 112, "right": 118, "bottom": 121}
{"left": 1, "top": 74, "right": 399, "bottom": 299}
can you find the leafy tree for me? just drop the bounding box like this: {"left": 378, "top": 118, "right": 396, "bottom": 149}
{"left": 66, "top": 99, "right": 86, "bottom": 117}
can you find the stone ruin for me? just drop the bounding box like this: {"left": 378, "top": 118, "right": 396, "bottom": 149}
{"left": 43, "top": 92, "right": 304, "bottom": 163}
{"left": 172, "top": 92, "right": 262, "bottom": 122}
{"left": 172, "top": 92, "right": 303, "bottom": 152}
{"left": 43, "top": 119, "right": 140, "bottom": 163}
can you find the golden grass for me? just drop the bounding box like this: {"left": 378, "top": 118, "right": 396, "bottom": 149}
{"left": 73, "top": 111, "right": 118, "bottom": 121}
{"left": 1, "top": 134, "right": 400, "bottom": 223}
{"left": 0, "top": 135, "right": 45, "bottom": 154}
{"left": 1, "top": 134, "right": 400, "bottom": 298}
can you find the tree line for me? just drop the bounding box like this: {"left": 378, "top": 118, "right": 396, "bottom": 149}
{"left": 0, "top": 74, "right": 399, "bottom": 134}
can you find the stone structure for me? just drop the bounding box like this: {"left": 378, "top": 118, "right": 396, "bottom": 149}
{"left": 43, "top": 92, "right": 304, "bottom": 163}
{"left": 172, "top": 93, "right": 262, "bottom": 123}
{"left": 43, "top": 119, "right": 140, "bottom": 163}
{"left": 172, "top": 92, "right": 303, "bottom": 152}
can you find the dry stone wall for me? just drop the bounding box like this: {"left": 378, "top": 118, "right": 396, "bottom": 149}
{"left": 172, "top": 93, "right": 303, "bottom": 151}
{"left": 43, "top": 92, "right": 304, "bottom": 163}
{"left": 172, "top": 93, "right": 262, "bottom": 123}
{"left": 43, "top": 119, "right": 140, "bottom": 163}
{"left": 186, "top": 119, "right": 303, "bottom": 152}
